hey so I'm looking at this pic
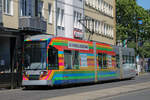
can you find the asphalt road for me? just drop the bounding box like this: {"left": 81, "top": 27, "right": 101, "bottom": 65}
{"left": 102, "top": 88, "right": 150, "bottom": 100}
{"left": 0, "top": 74, "right": 150, "bottom": 100}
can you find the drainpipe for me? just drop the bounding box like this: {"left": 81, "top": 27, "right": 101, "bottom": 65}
{"left": 55, "top": 0, "right": 58, "bottom": 36}
{"left": 82, "top": 0, "right": 85, "bottom": 40}
{"left": 0, "top": 0, "right": 3, "bottom": 26}
{"left": 93, "top": 42, "right": 97, "bottom": 82}
{"left": 119, "top": 47, "right": 123, "bottom": 79}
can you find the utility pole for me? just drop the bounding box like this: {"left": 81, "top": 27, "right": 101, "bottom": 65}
{"left": 79, "top": 18, "right": 95, "bottom": 41}
{"left": 119, "top": 47, "right": 123, "bottom": 79}
{"left": 136, "top": 17, "right": 142, "bottom": 74}
{"left": 93, "top": 42, "right": 97, "bottom": 82}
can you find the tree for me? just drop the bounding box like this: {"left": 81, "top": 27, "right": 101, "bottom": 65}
{"left": 116, "top": 0, "right": 150, "bottom": 58}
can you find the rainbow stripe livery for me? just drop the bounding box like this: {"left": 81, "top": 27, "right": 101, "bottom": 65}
{"left": 22, "top": 35, "right": 119, "bottom": 86}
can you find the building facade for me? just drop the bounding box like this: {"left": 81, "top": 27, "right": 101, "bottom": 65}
{"left": 56, "top": 0, "right": 84, "bottom": 39}
{"left": 0, "top": 0, "right": 116, "bottom": 88}
{"left": 0, "top": 0, "right": 54, "bottom": 88}
{"left": 84, "top": 0, "right": 116, "bottom": 45}
{"left": 0, "top": 0, "right": 2, "bottom": 26}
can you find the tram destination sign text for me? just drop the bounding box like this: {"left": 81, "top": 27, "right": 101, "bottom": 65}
{"left": 68, "top": 42, "right": 89, "bottom": 50}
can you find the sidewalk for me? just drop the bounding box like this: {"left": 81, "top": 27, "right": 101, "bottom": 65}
{"left": 44, "top": 81, "right": 150, "bottom": 100}
{"left": 138, "top": 72, "right": 150, "bottom": 76}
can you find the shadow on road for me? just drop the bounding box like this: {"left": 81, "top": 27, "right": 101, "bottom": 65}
{"left": 22, "top": 78, "right": 134, "bottom": 91}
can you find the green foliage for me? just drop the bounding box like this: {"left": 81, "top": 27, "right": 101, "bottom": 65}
{"left": 116, "top": 0, "right": 150, "bottom": 58}
{"left": 139, "top": 41, "right": 150, "bottom": 58}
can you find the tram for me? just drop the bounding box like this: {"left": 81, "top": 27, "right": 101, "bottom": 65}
{"left": 22, "top": 35, "right": 136, "bottom": 87}
{"left": 113, "top": 46, "right": 136, "bottom": 79}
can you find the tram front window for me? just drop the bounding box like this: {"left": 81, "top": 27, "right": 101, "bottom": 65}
{"left": 24, "top": 41, "right": 47, "bottom": 70}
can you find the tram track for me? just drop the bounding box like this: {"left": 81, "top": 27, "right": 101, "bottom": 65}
{"left": 44, "top": 81, "right": 150, "bottom": 100}
{"left": 0, "top": 74, "right": 150, "bottom": 100}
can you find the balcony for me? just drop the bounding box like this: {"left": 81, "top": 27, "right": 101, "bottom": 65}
{"left": 19, "top": 16, "right": 47, "bottom": 33}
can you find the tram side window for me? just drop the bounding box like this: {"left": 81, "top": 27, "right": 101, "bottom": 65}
{"left": 112, "top": 56, "right": 116, "bottom": 67}
{"left": 103, "top": 54, "right": 107, "bottom": 69}
{"left": 98, "top": 53, "right": 103, "bottom": 69}
{"left": 64, "top": 50, "right": 72, "bottom": 69}
{"left": 126, "top": 55, "right": 129, "bottom": 63}
{"left": 72, "top": 51, "right": 80, "bottom": 69}
{"left": 123, "top": 55, "right": 126, "bottom": 64}
{"left": 132, "top": 56, "right": 135, "bottom": 64}
{"left": 48, "top": 46, "right": 58, "bottom": 70}
{"left": 107, "top": 55, "right": 112, "bottom": 68}
{"left": 116, "top": 55, "right": 120, "bottom": 68}
{"left": 64, "top": 50, "right": 80, "bottom": 69}
{"left": 129, "top": 56, "right": 132, "bottom": 64}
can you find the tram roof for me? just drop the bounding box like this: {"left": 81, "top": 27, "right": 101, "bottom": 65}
{"left": 25, "top": 34, "right": 54, "bottom": 41}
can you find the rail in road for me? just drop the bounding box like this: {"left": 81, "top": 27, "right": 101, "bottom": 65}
{"left": 44, "top": 81, "right": 150, "bottom": 100}
{"left": 0, "top": 73, "right": 150, "bottom": 100}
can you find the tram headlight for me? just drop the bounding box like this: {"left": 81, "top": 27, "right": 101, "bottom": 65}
{"left": 23, "top": 71, "right": 28, "bottom": 75}
{"left": 40, "top": 71, "right": 48, "bottom": 76}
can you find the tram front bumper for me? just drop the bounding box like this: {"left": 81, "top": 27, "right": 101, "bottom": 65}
{"left": 22, "top": 80, "right": 53, "bottom": 86}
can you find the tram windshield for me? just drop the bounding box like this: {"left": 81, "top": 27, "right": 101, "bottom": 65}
{"left": 24, "top": 41, "right": 47, "bottom": 70}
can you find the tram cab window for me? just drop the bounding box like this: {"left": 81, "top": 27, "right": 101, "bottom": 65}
{"left": 48, "top": 46, "right": 58, "bottom": 70}
{"left": 64, "top": 50, "right": 80, "bottom": 69}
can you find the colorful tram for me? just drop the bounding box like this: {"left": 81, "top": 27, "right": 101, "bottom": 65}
{"left": 22, "top": 35, "right": 134, "bottom": 87}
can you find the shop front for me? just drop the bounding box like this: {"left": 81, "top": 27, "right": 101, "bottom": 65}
{"left": 0, "top": 31, "right": 23, "bottom": 89}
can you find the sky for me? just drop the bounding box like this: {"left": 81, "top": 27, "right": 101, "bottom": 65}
{"left": 137, "top": 0, "right": 150, "bottom": 9}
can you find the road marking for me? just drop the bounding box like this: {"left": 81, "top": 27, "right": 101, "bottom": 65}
{"left": 99, "top": 88, "right": 150, "bottom": 100}
{"left": 44, "top": 81, "right": 150, "bottom": 100}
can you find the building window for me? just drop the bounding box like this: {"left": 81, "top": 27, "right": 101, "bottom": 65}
{"left": 104, "top": 24, "right": 106, "bottom": 35}
{"left": 3, "top": 0, "right": 13, "bottom": 15}
{"left": 79, "top": 13, "right": 82, "bottom": 29}
{"left": 73, "top": 11, "right": 77, "bottom": 28}
{"left": 38, "top": 0, "right": 44, "bottom": 18}
{"left": 77, "top": 12, "right": 80, "bottom": 29}
{"left": 56, "top": 8, "right": 60, "bottom": 26}
{"left": 57, "top": 8, "right": 64, "bottom": 27}
{"left": 61, "top": 9, "right": 64, "bottom": 27}
{"left": 112, "top": 27, "right": 114, "bottom": 37}
{"left": 20, "top": 0, "right": 33, "bottom": 16}
{"left": 74, "top": 11, "right": 82, "bottom": 30}
{"left": 48, "top": 3, "right": 52, "bottom": 24}
{"left": 99, "top": 21, "right": 101, "bottom": 34}
{"left": 101, "top": 22, "right": 104, "bottom": 35}
{"left": 98, "top": 0, "right": 101, "bottom": 10}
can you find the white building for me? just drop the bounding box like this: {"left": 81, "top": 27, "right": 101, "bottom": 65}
{"left": 56, "top": 0, "right": 84, "bottom": 39}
